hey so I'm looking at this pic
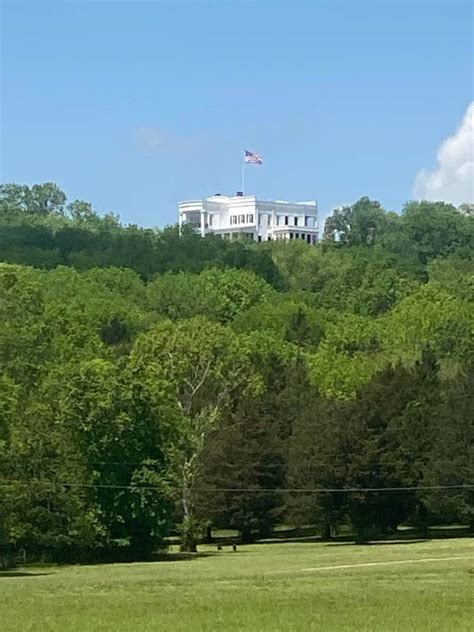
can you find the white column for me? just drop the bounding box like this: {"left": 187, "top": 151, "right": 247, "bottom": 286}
{"left": 200, "top": 211, "right": 205, "bottom": 236}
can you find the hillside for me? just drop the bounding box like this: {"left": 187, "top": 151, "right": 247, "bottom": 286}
{"left": 1, "top": 183, "right": 473, "bottom": 561}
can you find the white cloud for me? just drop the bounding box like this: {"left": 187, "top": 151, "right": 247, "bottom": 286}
{"left": 134, "top": 126, "right": 165, "bottom": 153}
{"left": 413, "top": 102, "right": 474, "bottom": 206}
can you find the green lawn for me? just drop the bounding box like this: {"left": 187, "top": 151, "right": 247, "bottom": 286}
{"left": 1, "top": 538, "right": 473, "bottom": 631}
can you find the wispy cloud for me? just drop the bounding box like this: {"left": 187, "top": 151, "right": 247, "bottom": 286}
{"left": 413, "top": 102, "right": 474, "bottom": 206}
{"left": 134, "top": 126, "right": 166, "bottom": 153}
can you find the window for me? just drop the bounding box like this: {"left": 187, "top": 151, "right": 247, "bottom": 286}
{"left": 289, "top": 232, "right": 294, "bottom": 239}
{"left": 239, "top": 214, "right": 245, "bottom": 223}
{"left": 230, "top": 215, "right": 238, "bottom": 225}
{"left": 258, "top": 235, "right": 262, "bottom": 242}
{"left": 285, "top": 216, "right": 289, "bottom": 225}
{"left": 268, "top": 215, "right": 271, "bottom": 227}
{"left": 294, "top": 216, "right": 298, "bottom": 226}
{"left": 247, "top": 214, "right": 254, "bottom": 223}
{"left": 209, "top": 215, "right": 213, "bottom": 226}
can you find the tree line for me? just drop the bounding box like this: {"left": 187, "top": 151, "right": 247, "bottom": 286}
{"left": 0, "top": 183, "right": 472, "bottom": 562}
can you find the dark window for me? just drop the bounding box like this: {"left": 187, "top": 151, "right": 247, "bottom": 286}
{"left": 285, "top": 216, "right": 289, "bottom": 225}
{"left": 294, "top": 216, "right": 298, "bottom": 226}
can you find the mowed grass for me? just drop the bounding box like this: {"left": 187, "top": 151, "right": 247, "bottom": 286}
{"left": 1, "top": 538, "right": 473, "bottom": 631}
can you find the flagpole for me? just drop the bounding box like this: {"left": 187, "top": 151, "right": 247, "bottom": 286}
{"left": 241, "top": 156, "right": 246, "bottom": 194}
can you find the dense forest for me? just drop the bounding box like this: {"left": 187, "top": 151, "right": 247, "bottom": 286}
{"left": 1, "top": 183, "right": 473, "bottom": 562}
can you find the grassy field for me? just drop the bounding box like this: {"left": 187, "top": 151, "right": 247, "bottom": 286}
{"left": 1, "top": 538, "right": 472, "bottom": 631}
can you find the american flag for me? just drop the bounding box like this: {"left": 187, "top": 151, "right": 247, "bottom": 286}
{"left": 244, "top": 149, "right": 263, "bottom": 164}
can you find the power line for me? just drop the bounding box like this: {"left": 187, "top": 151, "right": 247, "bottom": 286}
{"left": 0, "top": 480, "right": 472, "bottom": 493}
{"left": 8, "top": 455, "right": 474, "bottom": 468}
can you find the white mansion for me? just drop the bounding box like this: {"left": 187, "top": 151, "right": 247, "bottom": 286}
{"left": 178, "top": 192, "right": 319, "bottom": 244}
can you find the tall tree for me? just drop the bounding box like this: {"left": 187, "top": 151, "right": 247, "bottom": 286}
{"left": 130, "top": 319, "right": 261, "bottom": 550}
{"left": 63, "top": 358, "right": 174, "bottom": 558}
{"left": 324, "top": 197, "right": 388, "bottom": 246}
{"left": 197, "top": 346, "right": 311, "bottom": 542}
{"left": 401, "top": 200, "right": 473, "bottom": 264}
{"left": 0, "top": 183, "right": 66, "bottom": 216}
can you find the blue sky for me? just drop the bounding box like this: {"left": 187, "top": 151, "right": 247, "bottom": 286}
{"left": 1, "top": 1, "right": 473, "bottom": 226}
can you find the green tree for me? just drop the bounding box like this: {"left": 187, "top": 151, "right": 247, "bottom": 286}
{"left": 400, "top": 200, "right": 473, "bottom": 264}
{"left": 423, "top": 365, "right": 474, "bottom": 527}
{"left": 324, "top": 197, "right": 388, "bottom": 246}
{"left": 148, "top": 267, "right": 273, "bottom": 323}
{"left": 0, "top": 183, "right": 66, "bottom": 216}
{"left": 198, "top": 345, "right": 310, "bottom": 542}
{"left": 0, "top": 379, "right": 101, "bottom": 560}
{"left": 130, "top": 319, "right": 261, "bottom": 551}
{"left": 63, "top": 358, "right": 174, "bottom": 558}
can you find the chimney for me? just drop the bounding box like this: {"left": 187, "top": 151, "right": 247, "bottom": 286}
{"left": 214, "top": 193, "right": 221, "bottom": 196}
{"left": 236, "top": 191, "right": 243, "bottom": 197}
